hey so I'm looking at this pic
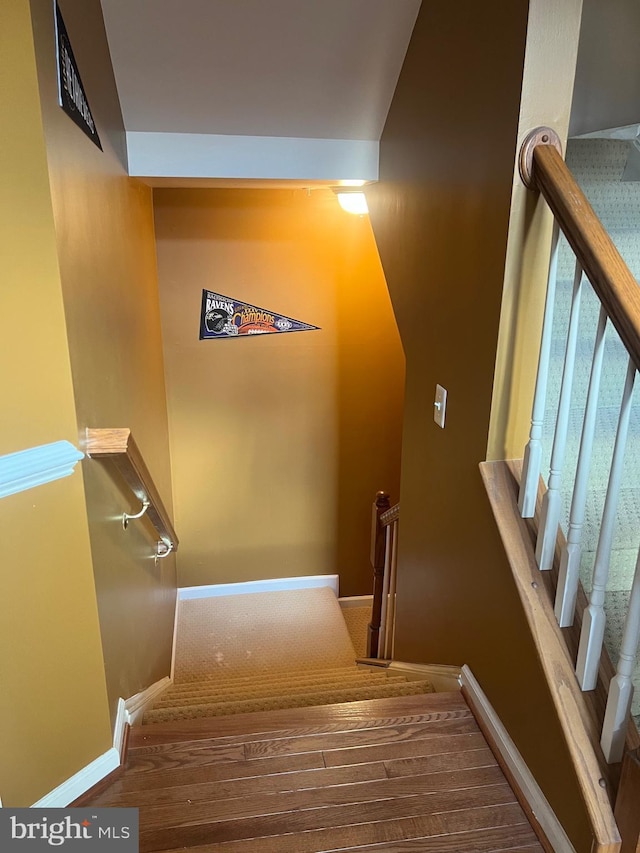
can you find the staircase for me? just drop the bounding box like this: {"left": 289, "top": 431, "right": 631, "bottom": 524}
{"left": 91, "top": 692, "right": 544, "bottom": 852}
{"left": 82, "top": 584, "right": 547, "bottom": 850}
{"left": 143, "top": 587, "right": 433, "bottom": 725}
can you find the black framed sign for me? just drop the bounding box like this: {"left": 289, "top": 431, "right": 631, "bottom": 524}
{"left": 54, "top": 2, "right": 102, "bottom": 150}
{"left": 199, "top": 290, "right": 320, "bottom": 340}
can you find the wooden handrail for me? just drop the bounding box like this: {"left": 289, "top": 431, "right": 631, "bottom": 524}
{"left": 524, "top": 131, "right": 640, "bottom": 371}
{"left": 380, "top": 502, "right": 400, "bottom": 527}
{"left": 85, "top": 428, "right": 178, "bottom": 551}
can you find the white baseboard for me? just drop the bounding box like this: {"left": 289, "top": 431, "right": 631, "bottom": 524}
{"left": 113, "top": 676, "right": 173, "bottom": 747}
{"left": 123, "top": 676, "right": 172, "bottom": 727}
{"left": 31, "top": 748, "right": 120, "bottom": 808}
{"left": 178, "top": 574, "right": 339, "bottom": 600}
{"left": 388, "top": 661, "right": 462, "bottom": 692}
{"left": 112, "top": 698, "right": 128, "bottom": 761}
{"left": 32, "top": 675, "right": 173, "bottom": 807}
{"left": 460, "top": 665, "right": 574, "bottom": 853}
{"left": 339, "top": 595, "right": 373, "bottom": 608}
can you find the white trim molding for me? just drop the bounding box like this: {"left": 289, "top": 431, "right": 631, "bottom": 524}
{"left": 112, "top": 699, "right": 128, "bottom": 762}
{"left": 33, "top": 676, "right": 173, "bottom": 807}
{"left": 0, "top": 440, "right": 84, "bottom": 499}
{"left": 124, "top": 676, "right": 172, "bottom": 727}
{"left": 178, "top": 574, "right": 339, "bottom": 601}
{"left": 114, "top": 676, "right": 174, "bottom": 743}
{"left": 31, "top": 749, "right": 120, "bottom": 808}
{"left": 388, "top": 661, "right": 462, "bottom": 693}
{"left": 112, "top": 677, "right": 173, "bottom": 761}
{"left": 460, "top": 665, "right": 575, "bottom": 853}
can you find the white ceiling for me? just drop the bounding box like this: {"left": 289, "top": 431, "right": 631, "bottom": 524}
{"left": 99, "top": 0, "right": 421, "bottom": 181}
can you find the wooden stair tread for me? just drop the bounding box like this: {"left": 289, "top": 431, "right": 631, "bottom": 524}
{"left": 139, "top": 783, "right": 519, "bottom": 851}
{"left": 129, "top": 707, "right": 474, "bottom": 755}
{"left": 129, "top": 691, "right": 467, "bottom": 747}
{"left": 92, "top": 760, "right": 390, "bottom": 808}
{"left": 322, "top": 730, "right": 488, "bottom": 767}
{"left": 113, "top": 750, "right": 327, "bottom": 793}
{"left": 136, "top": 766, "right": 508, "bottom": 830}
{"left": 88, "top": 688, "right": 546, "bottom": 852}
{"left": 293, "top": 825, "right": 543, "bottom": 853}
{"left": 113, "top": 737, "right": 497, "bottom": 795}
{"left": 127, "top": 716, "right": 480, "bottom": 772}
{"left": 157, "top": 804, "right": 537, "bottom": 853}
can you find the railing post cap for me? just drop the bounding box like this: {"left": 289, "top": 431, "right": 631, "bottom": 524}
{"left": 375, "top": 491, "right": 391, "bottom": 508}
{"left": 519, "top": 126, "right": 563, "bottom": 189}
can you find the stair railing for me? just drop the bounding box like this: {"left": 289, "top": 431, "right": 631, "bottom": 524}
{"left": 518, "top": 127, "right": 640, "bottom": 765}
{"left": 85, "top": 428, "right": 178, "bottom": 560}
{"left": 367, "top": 491, "right": 400, "bottom": 658}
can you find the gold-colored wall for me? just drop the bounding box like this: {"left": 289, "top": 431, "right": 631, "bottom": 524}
{"left": 0, "top": 0, "right": 111, "bottom": 806}
{"left": 367, "top": 1, "right": 592, "bottom": 849}
{"left": 153, "top": 188, "right": 404, "bottom": 594}
{"left": 29, "top": 0, "right": 177, "bottom": 723}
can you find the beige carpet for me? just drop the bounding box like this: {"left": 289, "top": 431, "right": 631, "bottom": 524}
{"left": 341, "top": 605, "right": 371, "bottom": 658}
{"left": 173, "top": 586, "right": 357, "bottom": 684}
{"left": 144, "top": 586, "right": 433, "bottom": 724}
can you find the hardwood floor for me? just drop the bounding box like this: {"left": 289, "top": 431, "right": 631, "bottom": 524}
{"left": 89, "top": 692, "right": 545, "bottom": 852}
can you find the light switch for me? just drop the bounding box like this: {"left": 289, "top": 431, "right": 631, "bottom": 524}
{"left": 434, "top": 384, "right": 447, "bottom": 428}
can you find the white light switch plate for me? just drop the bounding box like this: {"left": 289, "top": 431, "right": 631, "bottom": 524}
{"left": 434, "top": 384, "right": 447, "bottom": 428}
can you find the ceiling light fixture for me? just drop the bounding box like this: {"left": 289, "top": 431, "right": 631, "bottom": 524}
{"left": 332, "top": 187, "right": 369, "bottom": 215}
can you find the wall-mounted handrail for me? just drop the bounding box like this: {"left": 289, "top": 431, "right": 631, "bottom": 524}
{"left": 85, "top": 428, "right": 178, "bottom": 552}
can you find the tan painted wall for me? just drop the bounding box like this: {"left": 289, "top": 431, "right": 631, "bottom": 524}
{"left": 29, "top": 0, "right": 177, "bottom": 722}
{"left": 0, "top": 0, "right": 111, "bottom": 806}
{"left": 367, "top": 1, "right": 593, "bottom": 850}
{"left": 154, "top": 188, "right": 404, "bottom": 594}
{"left": 488, "top": 0, "right": 583, "bottom": 461}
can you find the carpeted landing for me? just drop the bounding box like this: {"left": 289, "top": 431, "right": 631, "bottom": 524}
{"left": 144, "top": 587, "right": 433, "bottom": 724}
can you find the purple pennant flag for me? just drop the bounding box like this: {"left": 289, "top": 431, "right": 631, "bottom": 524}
{"left": 199, "top": 290, "right": 320, "bottom": 340}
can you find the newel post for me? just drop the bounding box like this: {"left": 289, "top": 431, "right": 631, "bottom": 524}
{"left": 367, "top": 491, "right": 391, "bottom": 658}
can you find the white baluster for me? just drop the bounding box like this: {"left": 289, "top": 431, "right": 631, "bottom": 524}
{"left": 576, "top": 358, "right": 637, "bottom": 691}
{"left": 383, "top": 520, "right": 399, "bottom": 659}
{"left": 601, "top": 545, "right": 640, "bottom": 763}
{"left": 555, "top": 307, "right": 608, "bottom": 627}
{"left": 520, "top": 224, "right": 560, "bottom": 518}
{"left": 378, "top": 526, "right": 392, "bottom": 658}
{"left": 536, "top": 259, "right": 583, "bottom": 569}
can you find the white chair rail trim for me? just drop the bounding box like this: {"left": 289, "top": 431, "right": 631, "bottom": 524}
{"left": 0, "top": 440, "right": 84, "bottom": 499}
